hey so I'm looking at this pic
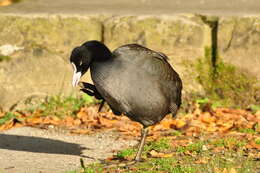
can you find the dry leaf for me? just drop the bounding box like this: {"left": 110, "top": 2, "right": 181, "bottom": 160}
{"left": 194, "top": 157, "right": 208, "bottom": 164}
{"left": 71, "top": 129, "right": 90, "bottom": 134}
{"left": 175, "top": 119, "right": 186, "bottom": 129}
{"left": 0, "top": 104, "right": 259, "bottom": 146}
{"left": 0, "top": 119, "right": 18, "bottom": 130}
{"left": 0, "top": 113, "right": 5, "bottom": 118}
{"left": 149, "top": 150, "right": 173, "bottom": 158}
{"left": 229, "top": 168, "right": 238, "bottom": 173}
{"left": 220, "top": 122, "right": 234, "bottom": 132}
{"left": 64, "top": 116, "right": 74, "bottom": 125}
{"left": 255, "top": 110, "right": 260, "bottom": 116}
{"left": 26, "top": 117, "right": 43, "bottom": 124}
{"left": 246, "top": 140, "right": 260, "bottom": 149}
{"left": 0, "top": 0, "right": 12, "bottom": 7}
{"left": 171, "top": 139, "right": 191, "bottom": 148}
{"left": 76, "top": 110, "right": 86, "bottom": 119}
{"left": 52, "top": 116, "right": 60, "bottom": 122}
{"left": 222, "top": 168, "right": 228, "bottom": 173}
{"left": 213, "top": 146, "right": 225, "bottom": 153}
{"left": 42, "top": 116, "right": 52, "bottom": 124}
{"left": 73, "top": 119, "right": 82, "bottom": 126}
{"left": 200, "top": 112, "right": 216, "bottom": 123}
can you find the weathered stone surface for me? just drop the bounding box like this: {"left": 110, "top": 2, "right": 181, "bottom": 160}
{"left": 218, "top": 17, "right": 260, "bottom": 79}
{"left": 104, "top": 15, "right": 205, "bottom": 94}
{"left": 104, "top": 16, "right": 204, "bottom": 52}
{"left": 0, "top": 13, "right": 259, "bottom": 110}
{"left": 0, "top": 15, "right": 103, "bottom": 59}
{"left": 1, "top": 0, "right": 260, "bottom": 16}
{"left": 0, "top": 53, "right": 69, "bottom": 110}
{"left": 0, "top": 15, "right": 103, "bottom": 110}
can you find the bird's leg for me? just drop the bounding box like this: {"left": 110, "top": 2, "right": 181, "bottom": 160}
{"left": 104, "top": 127, "right": 148, "bottom": 168}
{"left": 80, "top": 88, "right": 95, "bottom": 96}
{"left": 98, "top": 99, "right": 105, "bottom": 112}
{"left": 79, "top": 82, "right": 102, "bottom": 99}
{"left": 79, "top": 82, "right": 105, "bottom": 112}
{"left": 134, "top": 127, "right": 149, "bottom": 161}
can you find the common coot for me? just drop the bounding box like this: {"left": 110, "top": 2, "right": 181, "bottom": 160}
{"left": 70, "top": 40, "right": 182, "bottom": 161}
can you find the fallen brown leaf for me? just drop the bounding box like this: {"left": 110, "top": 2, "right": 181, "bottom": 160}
{"left": 73, "top": 119, "right": 82, "bottom": 126}
{"left": 194, "top": 157, "right": 208, "bottom": 164}
{"left": 149, "top": 150, "right": 174, "bottom": 158}
{"left": 246, "top": 140, "right": 260, "bottom": 150}
{"left": 199, "top": 112, "right": 216, "bottom": 124}
{"left": 174, "top": 119, "right": 186, "bottom": 129}
{"left": 0, "top": 0, "right": 12, "bottom": 7}
{"left": 26, "top": 117, "right": 43, "bottom": 124}
{"left": 213, "top": 146, "right": 225, "bottom": 153}
{"left": 63, "top": 116, "right": 74, "bottom": 126}
{"left": 0, "top": 112, "right": 5, "bottom": 118}
{"left": 229, "top": 168, "right": 238, "bottom": 173}
{"left": 0, "top": 104, "right": 259, "bottom": 144}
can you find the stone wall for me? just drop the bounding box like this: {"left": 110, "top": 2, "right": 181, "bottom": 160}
{"left": 0, "top": 14, "right": 259, "bottom": 110}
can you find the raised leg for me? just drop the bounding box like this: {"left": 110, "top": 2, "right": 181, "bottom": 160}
{"left": 79, "top": 82, "right": 103, "bottom": 100}
{"left": 79, "top": 82, "right": 106, "bottom": 112}
{"left": 134, "top": 127, "right": 149, "bottom": 161}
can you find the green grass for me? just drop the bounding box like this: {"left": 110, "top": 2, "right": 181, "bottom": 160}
{"left": 116, "top": 148, "right": 136, "bottom": 159}
{"left": 210, "top": 137, "right": 247, "bottom": 149}
{"left": 64, "top": 171, "right": 77, "bottom": 173}
{"left": 255, "top": 138, "right": 260, "bottom": 145}
{"left": 195, "top": 57, "right": 259, "bottom": 108}
{"left": 195, "top": 98, "right": 223, "bottom": 110}
{"left": 0, "top": 54, "right": 11, "bottom": 62}
{"left": 171, "top": 130, "right": 183, "bottom": 136}
{"left": 77, "top": 151, "right": 258, "bottom": 173}
{"left": 0, "top": 112, "right": 17, "bottom": 125}
{"left": 115, "top": 137, "right": 171, "bottom": 160}
{"left": 0, "top": 94, "right": 98, "bottom": 126}
{"left": 12, "top": 0, "right": 23, "bottom": 3}
{"left": 176, "top": 141, "right": 205, "bottom": 153}
{"left": 69, "top": 135, "right": 259, "bottom": 173}
{"left": 144, "top": 137, "right": 171, "bottom": 152}
{"left": 249, "top": 105, "right": 260, "bottom": 114}
{"left": 27, "top": 94, "right": 97, "bottom": 118}
{"left": 238, "top": 128, "right": 257, "bottom": 134}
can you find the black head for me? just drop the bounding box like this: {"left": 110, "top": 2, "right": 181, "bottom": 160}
{"left": 70, "top": 40, "right": 111, "bottom": 87}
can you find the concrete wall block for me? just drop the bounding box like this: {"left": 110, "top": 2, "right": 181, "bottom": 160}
{"left": 218, "top": 17, "right": 260, "bottom": 78}
{"left": 104, "top": 15, "right": 204, "bottom": 58}
{"left": 0, "top": 15, "right": 103, "bottom": 58}
{"left": 0, "top": 15, "right": 103, "bottom": 110}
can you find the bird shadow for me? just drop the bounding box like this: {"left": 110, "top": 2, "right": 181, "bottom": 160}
{"left": 0, "top": 133, "right": 89, "bottom": 157}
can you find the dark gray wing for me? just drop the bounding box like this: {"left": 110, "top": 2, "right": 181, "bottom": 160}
{"left": 113, "top": 44, "right": 182, "bottom": 109}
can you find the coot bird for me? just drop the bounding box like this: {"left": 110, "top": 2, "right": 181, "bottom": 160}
{"left": 70, "top": 40, "right": 182, "bottom": 161}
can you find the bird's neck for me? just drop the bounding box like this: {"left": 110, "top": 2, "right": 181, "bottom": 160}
{"left": 93, "top": 52, "right": 113, "bottom": 62}
{"left": 83, "top": 41, "right": 113, "bottom": 62}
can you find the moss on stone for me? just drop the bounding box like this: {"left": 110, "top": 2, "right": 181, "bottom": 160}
{"left": 0, "top": 16, "right": 103, "bottom": 59}
{"left": 0, "top": 54, "right": 11, "bottom": 62}
{"left": 196, "top": 54, "right": 259, "bottom": 108}
{"left": 104, "top": 16, "right": 204, "bottom": 51}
